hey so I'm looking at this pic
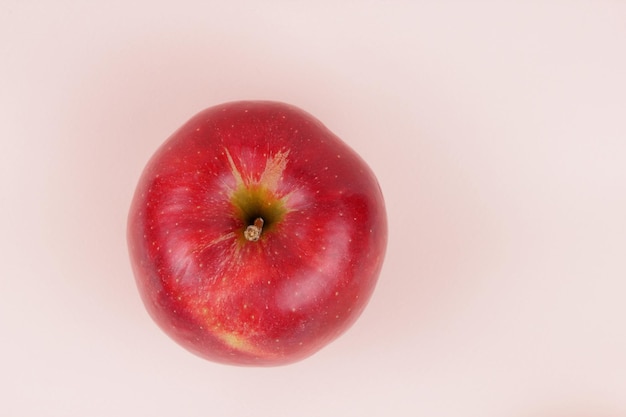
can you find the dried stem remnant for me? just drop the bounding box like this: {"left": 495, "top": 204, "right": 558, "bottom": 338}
{"left": 244, "top": 218, "right": 265, "bottom": 242}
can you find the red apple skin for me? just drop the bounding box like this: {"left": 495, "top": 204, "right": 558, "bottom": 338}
{"left": 128, "top": 101, "right": 387, "bottom": 366}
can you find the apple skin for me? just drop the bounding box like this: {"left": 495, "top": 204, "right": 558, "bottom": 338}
{"left": 127, "top": 101, "right": 387, "bottom": 366}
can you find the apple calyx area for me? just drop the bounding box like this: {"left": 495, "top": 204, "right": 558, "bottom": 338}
{"left": 226, "top": 148, "right": 291, "bottom": 245}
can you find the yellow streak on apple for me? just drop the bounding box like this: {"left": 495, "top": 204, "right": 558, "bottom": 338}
{"left": 216, "top": 332, "right": 258, "bottom": 355}
{"left": 224, "top": 147, "right": 290, "bottom": 192}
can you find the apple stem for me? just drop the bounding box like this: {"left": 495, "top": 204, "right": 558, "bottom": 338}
{"left": 244, "top": 217, "right": 264, "bottom": 242}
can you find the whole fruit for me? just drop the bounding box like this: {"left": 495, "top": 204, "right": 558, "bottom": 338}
{"left": 127, "top": 101, "right": 387, "bottom": 366}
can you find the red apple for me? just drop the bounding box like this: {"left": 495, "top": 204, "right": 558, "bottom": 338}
{"left": 127, "top": 101, "right": 387, "bottom": 366}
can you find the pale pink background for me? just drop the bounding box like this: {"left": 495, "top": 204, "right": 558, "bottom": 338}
{"left": 1, "top": 1, "right": 625, "bottom": 416}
